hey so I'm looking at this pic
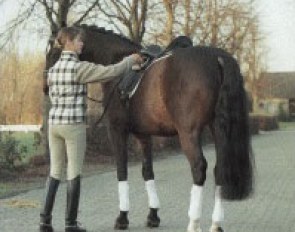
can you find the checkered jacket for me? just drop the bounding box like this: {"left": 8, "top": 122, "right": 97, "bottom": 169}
{"left": 48, "top": 51, "right": 135, "bottom": 125}
{"left": 48, "top": 52, "right": 87, "bottom": 124}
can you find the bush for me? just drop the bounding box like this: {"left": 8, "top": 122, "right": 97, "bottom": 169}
{"left": 277, "top": 103, "right": 291, "bottom": 122}
{"left": 0, "top": 133, "right": 28, "bottom": 170}
{"left": 249, "top": 115, "right": 259, "bottom": 135}
{"left": 250, "top": 113, "right": 279, "bottom": 131}
{"left": 29, "top": 154, "right": 47, "bottom": 166}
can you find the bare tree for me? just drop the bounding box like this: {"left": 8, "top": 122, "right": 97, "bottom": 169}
{"left": 0, "top": 0, "right": 105, "bottom": 158}
{"left": 97, "top": 0, "right": 148, "bottom": 44}
{"left": 0, "top": 48, "right": 43, "bottom": 124}
{"left": 0, "top": 0, "right": 102, "bottom": 50}
{"left": 0, "top": 0, "right": 265, "bottom": 151}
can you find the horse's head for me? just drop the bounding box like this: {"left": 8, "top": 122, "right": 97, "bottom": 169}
{"left": 45, "top": 25, "right": 141, "bottom": 69}
{"left": 43, "top": 25, "right": 141, "bottom": 94}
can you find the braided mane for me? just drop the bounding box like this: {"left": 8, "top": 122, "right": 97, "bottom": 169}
{"left": 80, "top": 24, "right": 140, "bottom": 47}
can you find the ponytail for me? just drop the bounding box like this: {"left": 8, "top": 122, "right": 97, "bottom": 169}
{"left": 54, "top": 26, "right": 84, "bottom": 49}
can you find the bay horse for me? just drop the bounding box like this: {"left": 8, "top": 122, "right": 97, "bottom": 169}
{"left": 45, "top": 25, "right": 253, "bottom": 232}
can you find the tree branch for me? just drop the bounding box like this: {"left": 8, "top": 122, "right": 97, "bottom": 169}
{"left": 74, "top": 0, "right": 100, "bottom": 25}
{"left": 0, "top": 0, "right": 38, "bottom": 50}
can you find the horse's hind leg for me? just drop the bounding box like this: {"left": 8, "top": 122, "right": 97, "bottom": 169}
{"left": 179, "top": 130, "right": 207, "bottom": 232}
{"left": 210, "top": 185, "right": 224, "bottom": 232}
{"left": 210, "top": 125, "right": 224, "bottom": 232}
{"left": 108, "top": 125, "right": 130, "bottom": 230}
{"left": 135, "top": 134, "right": 160, "bottom": 228}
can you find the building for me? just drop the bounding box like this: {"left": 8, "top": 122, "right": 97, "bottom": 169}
{"left": 255, "top": 72, "right": 295, "bottom": 118}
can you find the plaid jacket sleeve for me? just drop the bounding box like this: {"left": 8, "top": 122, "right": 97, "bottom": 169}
{"left": 76, "top": 56, "right": 135, "bottom": 84}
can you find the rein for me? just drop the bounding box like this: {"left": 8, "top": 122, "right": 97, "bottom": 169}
{"left": 87, "top": 76, "right": 123, "bottom": 127}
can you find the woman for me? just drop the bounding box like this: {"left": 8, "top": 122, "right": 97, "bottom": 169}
{"left": 40, "top": 26, "right": 143, "bottom": 232}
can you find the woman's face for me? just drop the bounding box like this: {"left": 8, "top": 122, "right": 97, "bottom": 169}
{"left": 65, "top": 34, "right": 84, "bottom": 54}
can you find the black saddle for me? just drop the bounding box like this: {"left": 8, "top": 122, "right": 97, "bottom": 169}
{"left": 118, "top": 36, "right": 193, "bottom": 100}
{"left": 141, "top": 44, "right": 163, "bottom": 59}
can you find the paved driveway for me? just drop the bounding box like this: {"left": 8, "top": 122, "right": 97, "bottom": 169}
{"left": 0, "top": 130, "right": 294, "bottom": 232}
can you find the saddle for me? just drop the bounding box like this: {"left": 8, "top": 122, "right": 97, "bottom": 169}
{"left": 118, "top": 36, "right": 193, "bottom": 100}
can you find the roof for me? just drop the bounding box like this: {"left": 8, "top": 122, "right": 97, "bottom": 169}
{"left": 257, "top": 72, "right": 295, "bottom": 99}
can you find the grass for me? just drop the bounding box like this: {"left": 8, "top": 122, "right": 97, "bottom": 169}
{"left": 279, "top": 121, "right": 295, "bottom": 130}
{"left": 0, "top": 183, "right": 9, "bottom": 196}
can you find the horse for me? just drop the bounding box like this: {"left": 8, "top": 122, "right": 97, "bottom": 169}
{"left": 45, "top": 25, "right": 254, "bottom": 232}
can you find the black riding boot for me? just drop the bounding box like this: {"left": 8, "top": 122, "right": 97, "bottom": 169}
{"left": 65, "top": 175, "right": 86, "bottom": 232}
{"left": 40, "top": 176, "right": 60, "bottom": 232}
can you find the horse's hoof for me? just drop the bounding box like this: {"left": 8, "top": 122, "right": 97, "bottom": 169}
{"left": 209, "top": 226, "right": 224, "bottom": 232}
{"left": 187, "top": 228, "right": 202, "bottom": 232}
{"left": 114, "top": 212, "right": 129, "bottom": 230}
{"left": 114, "top": 220, "right": 129, "bottom": 230}
{"left": 146, "top": 208, "right": 160, "bottom": 228}
{"left": 146, "top": 216, "right": 160, "bottom": 228}
{"left": 114, "top": 223, "right": 129, "bottom": 230}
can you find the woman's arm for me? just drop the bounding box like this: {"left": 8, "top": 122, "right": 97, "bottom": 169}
{"left": 76, "top": 55, "right": 139, "bottom": 84}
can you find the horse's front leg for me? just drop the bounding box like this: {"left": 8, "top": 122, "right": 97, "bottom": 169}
{"left": 179, "top": 131, "right": 207, "bottom": 232}
{"left": 136, "top": 135, "right": 161, "bottom": 228}
{"left": 109, "top": 124, "right": 130, "bottom": 230}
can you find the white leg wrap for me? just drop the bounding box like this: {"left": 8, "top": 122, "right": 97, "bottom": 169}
{"left": 145, "top": 180, "right": 160, "bottom": 209}
{"left": 212, "top": 186, "right": 224, "bottom": 223}
{"left": 118, "top": 181, "right": 129, "bottom": 211}
{"left": 188, "top": 185, "right": 203, "bottom": 220}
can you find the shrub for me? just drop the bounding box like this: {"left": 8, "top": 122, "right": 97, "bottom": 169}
{"left": 0, "top": 133, "right": 28, "bottom": 170}
{"left": 250, "top": 113, "right": 279, "bottom": 131}
{"left": 277, "top": 103, "right": 291, "bottom": 122}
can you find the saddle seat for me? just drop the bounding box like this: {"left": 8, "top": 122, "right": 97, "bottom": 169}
{"left": 118, "top": 36, "right": 193, "bottom": 100}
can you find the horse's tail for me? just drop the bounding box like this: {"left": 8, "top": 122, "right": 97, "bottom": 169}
{"left": 214, "top": 55, "right": 254, "bottom": 200}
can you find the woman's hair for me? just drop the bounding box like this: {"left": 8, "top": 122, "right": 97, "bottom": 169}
{"left": 54, "top": 26, "right": 85, "bottom": 49}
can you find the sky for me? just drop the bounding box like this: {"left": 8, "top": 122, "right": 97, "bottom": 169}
{"left": 0, "top": 0, "right": 294, "bottom": 73}
{"left": 256, "top": 0, "right": 295, "bottom": 72}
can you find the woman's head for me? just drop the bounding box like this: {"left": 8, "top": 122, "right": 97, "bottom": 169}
{"left": 55, "top": 26, "right": 85, "bottom": 54}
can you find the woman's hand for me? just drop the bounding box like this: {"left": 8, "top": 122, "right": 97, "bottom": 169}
{"left": 130, "top": 53, "right": 144, "bottom": 64}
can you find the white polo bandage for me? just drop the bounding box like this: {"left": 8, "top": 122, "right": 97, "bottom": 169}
{"left": 188, "top": 185, "right": 203, "bottom": 220}
{"left": 145, "top": 180, "right": 160, "bottom": 208}
{"left": 118, "top": 181, "right": 129, "bottom": 211}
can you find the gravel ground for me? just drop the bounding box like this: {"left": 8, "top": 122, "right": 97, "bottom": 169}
{"left": 0, "top": 129, "right": 294, "bottom": 232}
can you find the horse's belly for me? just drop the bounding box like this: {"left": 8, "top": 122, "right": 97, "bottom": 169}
{"left": 130, "top": 99, "right": 177, "bottom": 136}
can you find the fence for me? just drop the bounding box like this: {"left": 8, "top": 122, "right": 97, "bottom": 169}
{"left": 0, "top": 125, "right": 42, "bottom": 132}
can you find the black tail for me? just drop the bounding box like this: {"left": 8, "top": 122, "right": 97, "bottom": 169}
{"left": 214, "top": 55, "right": 254, "bottom": 200}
